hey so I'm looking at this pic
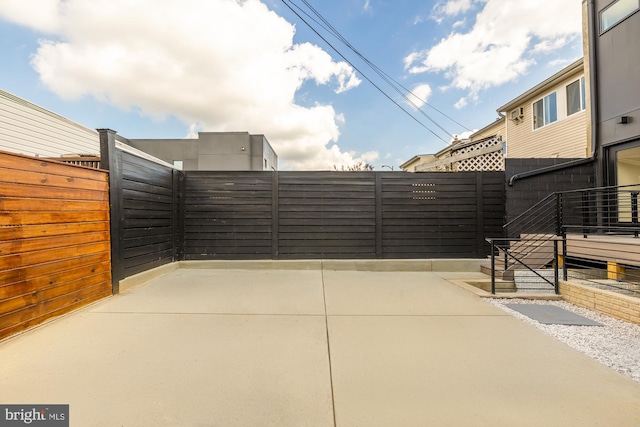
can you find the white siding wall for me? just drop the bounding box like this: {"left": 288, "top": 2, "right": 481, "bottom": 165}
{"left": 0, "top": 90, "right": 99, "bottom": 157}
{"left": 505, "top": 73, "right": 588, "bottom": 159}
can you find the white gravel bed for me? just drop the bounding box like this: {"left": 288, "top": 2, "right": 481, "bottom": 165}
{"left": 487, "top": 298, "right": 640, "bottom": 383}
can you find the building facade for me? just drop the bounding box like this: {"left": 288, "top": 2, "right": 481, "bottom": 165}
{"left": 0, "top": 88, "right": 100, "bottom": 158}
{"left": 588, "top": 0, "right": 640, "bottom": 188}
{"left": 128, "top": 132, "right": 278, "bottom": 171}
{"left": 498, "top": 58, "right": 588, "bottom": 159}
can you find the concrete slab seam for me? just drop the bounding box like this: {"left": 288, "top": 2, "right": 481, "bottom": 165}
{"left": 321, "top": 260, "right": 338, "bottom": 427}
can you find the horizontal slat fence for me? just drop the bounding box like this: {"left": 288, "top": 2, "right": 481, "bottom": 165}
{"left": 382, "top": 173, "right": 504, "bottom": 258}
{"left": 0, "top": 151, "right": 112, "bottom": 341}
{"left": 278, "top": 172, "right": 376, "bottom": 259}
{"left": 184, "top": 172, "right": 273, "bottom": 260}
{"left": 181, "top": 171, "right": 504, "bottom": 260}
{"left": 121, "top": 152, "right": 177, "bottom": 276}
{"left": 99, "top": 130, "right": 181, "bottom": 287}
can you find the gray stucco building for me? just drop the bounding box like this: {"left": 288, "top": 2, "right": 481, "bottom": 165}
{"left": 127, "top": 132, "right": 277, "bottom": 171}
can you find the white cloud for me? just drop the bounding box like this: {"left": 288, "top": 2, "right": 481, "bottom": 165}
{"left": 0, "top": 0, "right": 364, "bottom": 170}
{"left": 360, "top": 151, "right": 379, "bottom": 163}
{"left": 185, "top": 123, "right": 201, "bottom": 139}
{"left": 547, "top": 58, "right": 577, "bottom": 68}
{"left": 435, "top": 0, "right": 475, "bottom": 17}
{"left": 0, "top": 0, "right": 62, "bottom": 33}
{"left": 431, "top": 0, "right": 481, "bottom": 23}
{"left": 406, "top": 0, "right": 581, "bottom": 107}
{"left": 451, "top": 130, "right": 475, "bottom": 142}
{"left": 364, "top": 0, "right": 371, "bottom": 11}
{"left": 454, "top": 97, "right": 468, "bottom": 109}
{"left": 452, "top": 18, "right": 466, "bottom": 29}
{"left": 410, "top": 83, "right": 432, "bottom": 109}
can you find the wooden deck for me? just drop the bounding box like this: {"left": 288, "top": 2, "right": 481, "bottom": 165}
{"left": 566, "top": 233, "right": 640, "bottom": 267}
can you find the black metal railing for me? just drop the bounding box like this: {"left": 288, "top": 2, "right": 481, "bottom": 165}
{"left": 489, "top": 184, "right": 640, "bottom": 296}
{"left": 488, "top": 237, "right": 561, "bottom": 294}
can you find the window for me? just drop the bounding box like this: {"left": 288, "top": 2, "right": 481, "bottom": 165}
{"left": 533, "top": 92, "right": 557, "bottom": 129}
{"left": 566, "top": 77, "right": 586, "bottom": 116}
{"left": 600, "top": 0, "right": 639, "bottom": 33}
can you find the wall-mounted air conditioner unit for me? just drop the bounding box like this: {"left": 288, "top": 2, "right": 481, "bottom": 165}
{"left": 510, "top": 107, "right": 524, "bottom": 122}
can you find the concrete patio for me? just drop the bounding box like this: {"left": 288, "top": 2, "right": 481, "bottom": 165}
{"left": 1, "top": 261, "right": 640, "bottom": 426}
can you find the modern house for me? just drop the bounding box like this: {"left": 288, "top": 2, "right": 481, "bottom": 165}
{"left": 127, "top": 132, "right": 278, "bottom": 171}
{"left": 588, "top": 0, "right": 640, "bottom": 188}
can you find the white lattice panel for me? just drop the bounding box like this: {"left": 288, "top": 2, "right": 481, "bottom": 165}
{"left": 451, "top": 136, "right": 504, "bottom": 172}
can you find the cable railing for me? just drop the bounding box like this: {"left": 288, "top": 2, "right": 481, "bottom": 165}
{"left": 488, "top": 184, "right": 640, "bottom": 296}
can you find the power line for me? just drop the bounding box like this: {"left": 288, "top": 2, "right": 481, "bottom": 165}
{"left": 282, "top": 0, "right": 472, "bottom": 140}
{"left": 280, "top": 0, "right": 450, "bottom": 144}
{"left": 296, "top": 0, "right": 466, "bottom": 134}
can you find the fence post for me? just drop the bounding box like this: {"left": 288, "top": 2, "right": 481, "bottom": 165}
{"left": 375, "top": 173, "right": 383, "bottom": 259}
{"left": 98, "top": 129, "right": 123, "bottom": 294}
{"left": 491, "top": 240, "right": 496, "bottom": 295}
{"left": 632, "top": 191, "right": 639, "bottom": 238}
{"left": 555, "top": 192, "right": 563, "bottom": 236}
{"left": 476, "top": 172, "right": 485, "bottom": 257}
{"left": 581, "top": 190, "right": 590, "bottom": 238}
{"left": 553, "top": 239, "right": 559, "bottom": 294}
{"left": 272, "top": 171, "right": 279, "bottom": 259}
{"left": 562, "top": 229, "right": 568, "bottom": 281}
{"left": 172, "top": 169, "right": 185, "bottom": 261}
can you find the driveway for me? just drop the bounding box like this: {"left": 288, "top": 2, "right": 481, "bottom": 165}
{"left": 1, "top": 262, "right": 639, "bottom": 426}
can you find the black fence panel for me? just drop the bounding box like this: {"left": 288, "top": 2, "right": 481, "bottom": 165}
{"left": 182, "top": 171, "right": 505, "bottom": 260}
{"left": 381, "top": 172, "right": 504, "bottom": 258}
{"left": 120, "top": 152, "right": 177, "bottom": 276}
{"left": 278, "top": 172, "right": 376, "bottom": 259}
{"left": 183, "top": 172, "right": 273, "bottom": 260}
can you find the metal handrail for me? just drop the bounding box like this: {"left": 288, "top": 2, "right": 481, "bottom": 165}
{"left": 486, "top": 237, "right": 561, "bottom": 295}
{"left": 503, "top": 193, "right": 556, "bottom": 231}
{"left": 491, "top": 183, "right": 640, "bottom": 297}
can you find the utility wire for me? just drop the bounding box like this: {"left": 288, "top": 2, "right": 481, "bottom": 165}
{"left": 296, "top": 0, "right": 462, "bottom": 135}
{"left": 298, "top": 0, "right": 472, "bottom": 134}
{"left": 280, "top": 0, "right": 450, "bottom": 144}
{"left": 284, "top": 0, "right": 471, "bottom": 138}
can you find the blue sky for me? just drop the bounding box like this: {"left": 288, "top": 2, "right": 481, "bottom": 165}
{"left": 0, "top": 0, "right": 583, "bottom": 170}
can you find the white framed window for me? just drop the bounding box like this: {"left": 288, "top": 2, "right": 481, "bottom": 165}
{"left": 600, "top": 0, "right": 639, "bottom": 33}
{"left": 533, "top": 92, "right": 558, "bottom": 129}
{"left": 566, "top": 77, "right": 586, "bottom": 116}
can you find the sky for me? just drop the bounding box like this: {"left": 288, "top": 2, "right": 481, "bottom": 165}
{"left": 0, "top": 0, "right": 584, "bottom": 170}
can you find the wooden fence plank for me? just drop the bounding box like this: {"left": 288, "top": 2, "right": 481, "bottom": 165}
{"left": 0, "top": 168, "right": 108, "bottom": 191}
{"left": 0, "top": 152, "right": 107, "bottom": 181}
{"left": 0, "top": 149, "right": 112, "bottom": 341}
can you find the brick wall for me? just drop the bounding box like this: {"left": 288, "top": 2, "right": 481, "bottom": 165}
{"left": 559, "top": 281, "right": 640, "bottom": 325}
{"left": 505, "top": 158, "right": 595, "bottom": 223}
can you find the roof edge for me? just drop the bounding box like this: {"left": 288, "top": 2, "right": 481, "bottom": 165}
{"left": 496, "top": 57, "right": 584, "bottom": 113}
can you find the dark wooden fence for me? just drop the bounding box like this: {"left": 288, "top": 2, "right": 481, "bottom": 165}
{"left": 100, "top": 132, "right": 505, "bottom": 278}
{"left": 0, "top": 151, "right": 112, "bottom": 341}
{"left": 100, "top": 130, "right": 180, "bottom": 290}
{"left": 183, "top": 171, "right": 504, "bottom": 260}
